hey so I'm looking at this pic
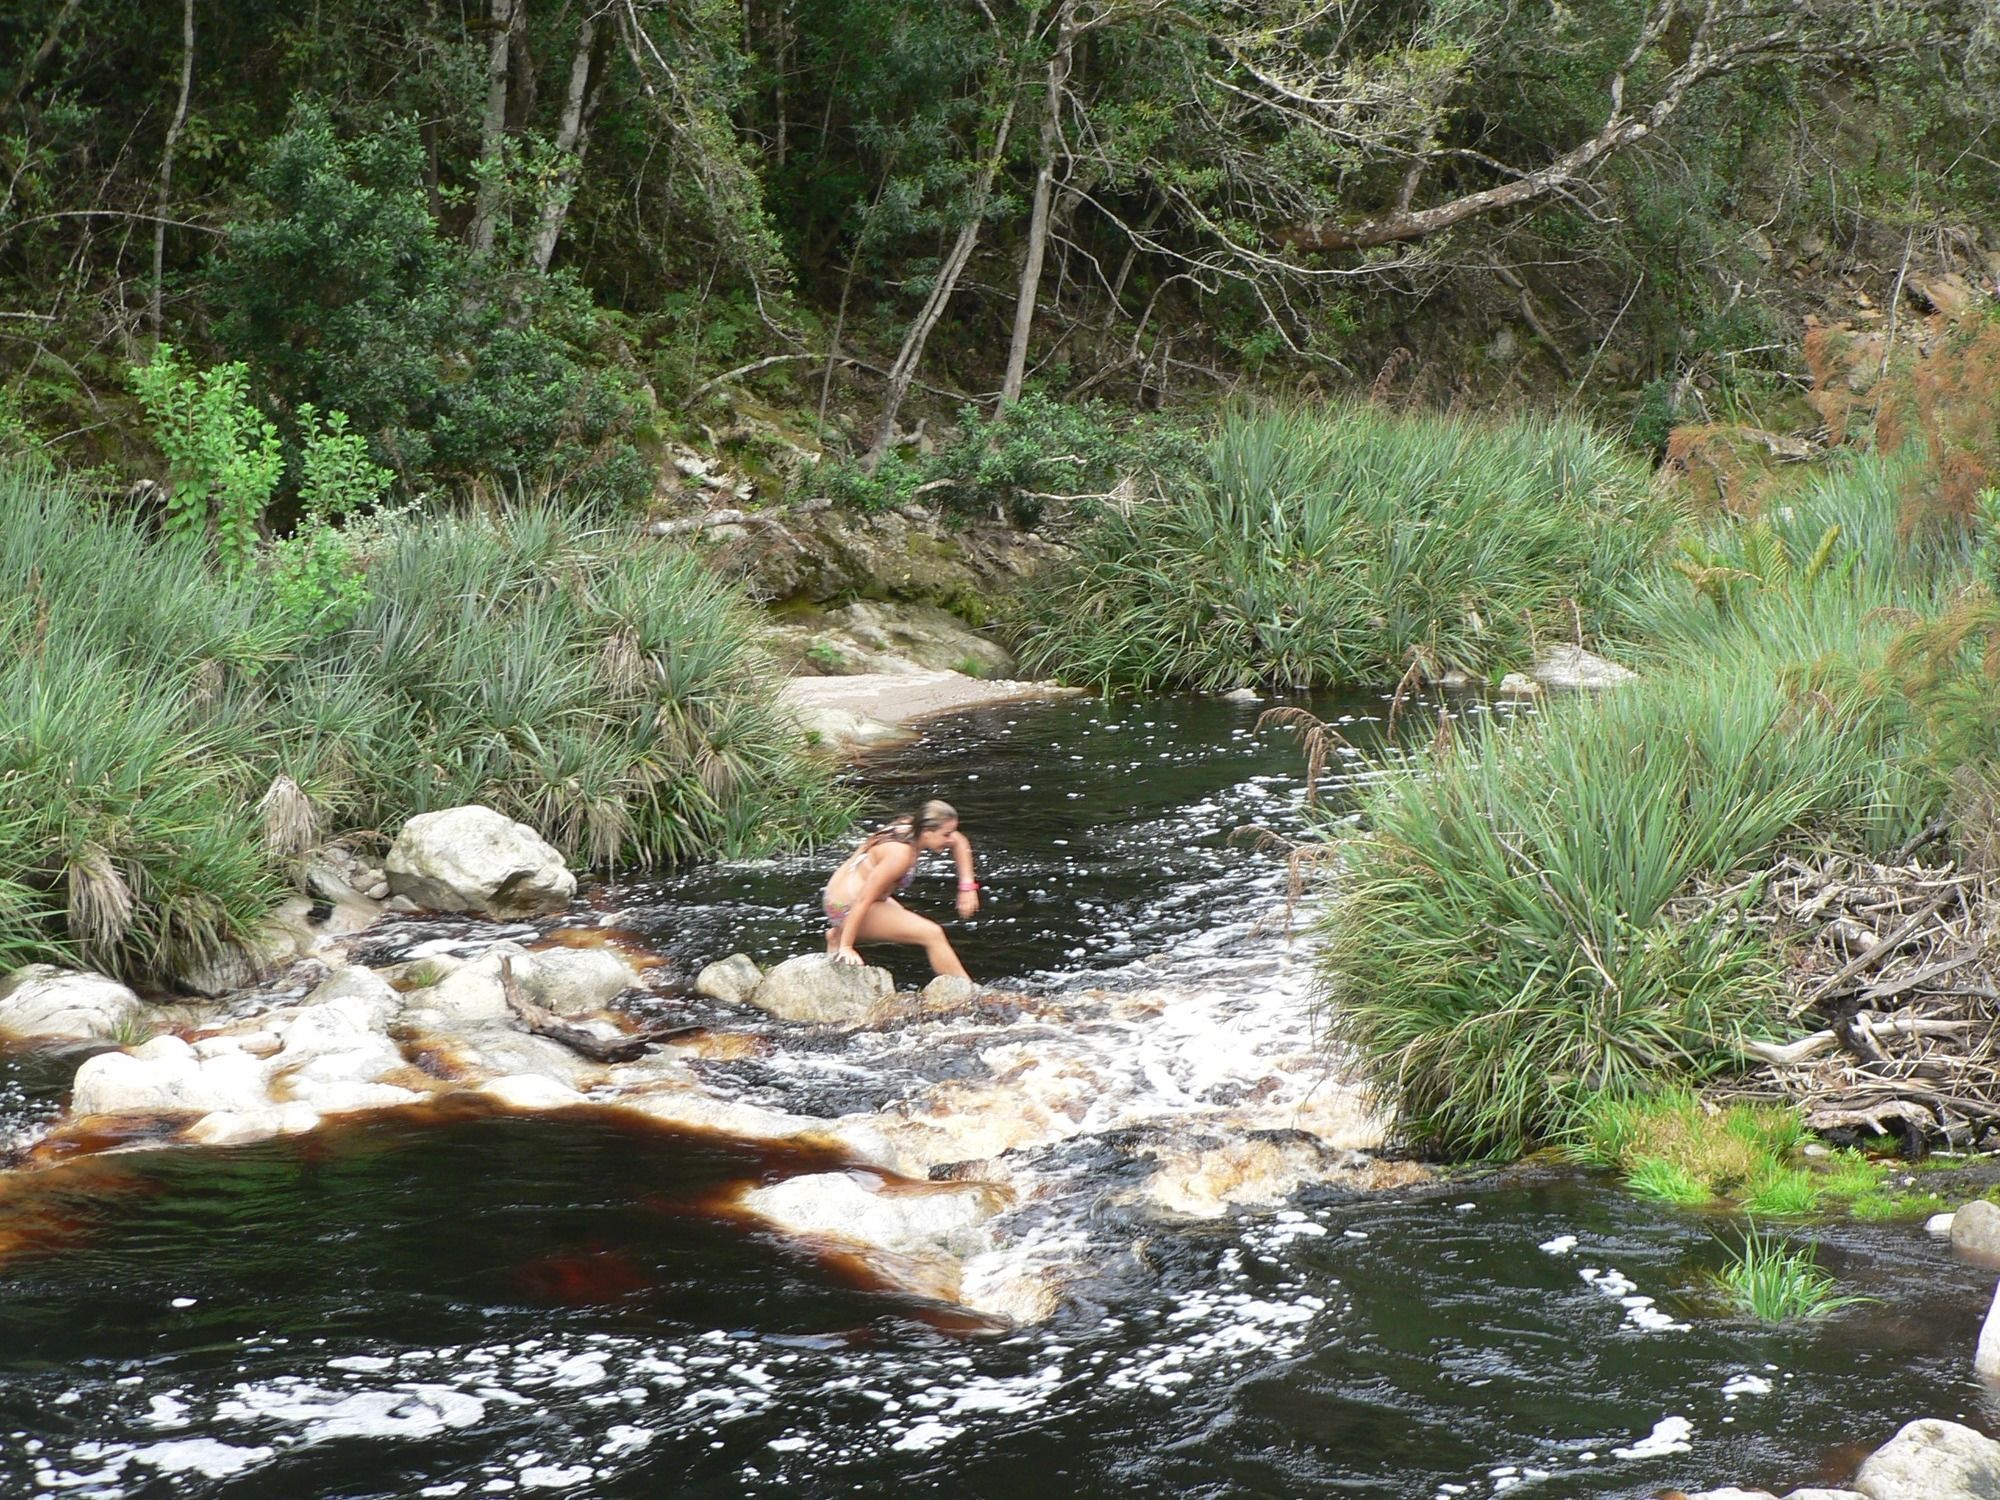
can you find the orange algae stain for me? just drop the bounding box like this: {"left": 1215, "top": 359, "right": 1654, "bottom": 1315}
{"left": 529, "top": 925, "right": 666, "bottom": 970}
{"left": 512, "top": 1245, "right": 656, "bottom": 1305}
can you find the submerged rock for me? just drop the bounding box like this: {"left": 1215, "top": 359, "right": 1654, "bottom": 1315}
{"left": 0, "top": 965, "right": 144, "bottom": 1042}
{"left": 740, "top": 1173, "right": 1009, "bottom": 1260}
{"left": 385, "top": 805, "right": 575, "bottom": 918}
{"left": 694, "top": 953, "right": 763, "bottom": 1006}
{"left": 1852, "top": 1418, "right": 2000, "bottom": 1499}
{"left": 745, "top": 953, "right": 893, "bottom": 1025}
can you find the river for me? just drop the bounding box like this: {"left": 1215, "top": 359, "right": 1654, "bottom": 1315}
{"left": 0, "top": 692, "right": 1993, "bottom": 1498}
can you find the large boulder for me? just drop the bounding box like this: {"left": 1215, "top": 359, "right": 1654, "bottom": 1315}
{"left": 1853, "top": 1418, "right": 2000, "bottom": 1500}
{"left": 744, "top": 953, "right": 893, "bottom": 1025}
{"left": 0, "top": 965, "right": 145, "bottom": 1041}
{"left": 385, "top": 806, "right": 575, "bottom": 918}
{"left": 404, "top": 943, "right": 531, "bottom": 1027}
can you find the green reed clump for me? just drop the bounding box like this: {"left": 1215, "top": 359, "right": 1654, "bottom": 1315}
{"left": 1570, "top": 1088, "right": 1818, "bottom": 1209}
{"left": 1318, "top": 645, "right": 1930, "bottom": 1158}
{"left": 0, "top": 461, "right": 847, "bottom": 983}
{"left": 1013, "top": 403, "right": 1660, "bottom": 692}
{"left": 1710, "top": 1227, "right": 1869, "bottom": 1321}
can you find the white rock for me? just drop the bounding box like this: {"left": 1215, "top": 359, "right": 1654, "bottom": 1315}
{"left": 1496, "top": 672, "right": 1543, "bottom": 698}
{"left": 746, "top": 953, "right": 893, "bottom": 1025}
{"left": 430, "top": 1027, "right": 601, "bottom": 1089}
{"left": 694, "top": 954, "right": 763, "bottom": 1006}
{"left": 71, "top": 1046, "right": 270, "bottom": 1117}
{"left": 479, "top": 1074, "right": 586, "bottom": 1111}
{"left": 1531, "top": 644, "right": 1637, "bottom": 691}
{"left": 1853, "top": 1417, "right": 2000, "bottom": 1500}
{"left": 1220, "top": 687, "right": 1261, "bottom": 703}
{"left": 919, "top": 974, "right": 978, "bottom": 1008}
{"left": 1977, "top": 1281, "right": 2000, "bottom": 1382}
{"left": 0, "top": 965, "right": 145, "bottom": 1041}
{"left": 299, "top": 967, "right": 402, "bottom": 1031}
{"left": 412, "top": 943, "right": 530, "bottom": 1026}
{"left": 185, "top": 1102, "right": 323, "bottom": 1147}
{"left": 1778, "top": 1490, "right": 1868, "bottom": 1499}
{"left": 385, "top": 805, "right": 576, "bottom": 917}
{"left": 520, "top": 947, "right": 638, "bottom": 1015}
{"left": 1952, "top": 1200, "right": 2000, "bottom": 1265}
{"left": 740, "top": 1173, "right": 1007, "bottom": 1259}
{"left": 290, "top": 1079, "right": 421, "bottom": 1114}
{"left": 1685, "top": 1489, "right": 1779, "bottom": 1499}
{"left": 1928, "top": 1212, "right": 1958, "bottom": 1238}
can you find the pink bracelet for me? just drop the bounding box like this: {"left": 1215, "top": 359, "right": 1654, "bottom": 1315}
{"left": 958, "top": 880, "right": 979, "bottom": 890}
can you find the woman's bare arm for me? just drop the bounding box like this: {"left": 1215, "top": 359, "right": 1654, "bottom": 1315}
{"left": 947, "top": 830, "right": 980, "bottom": 918}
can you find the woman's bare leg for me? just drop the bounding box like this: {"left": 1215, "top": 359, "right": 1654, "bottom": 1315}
{"left": 847, "top": 898, "right": 969, "bottom": 979}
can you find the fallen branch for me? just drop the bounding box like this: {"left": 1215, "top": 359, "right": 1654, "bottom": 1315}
{"left": 499, "top": 955, "right": 653, "bottom": 1065}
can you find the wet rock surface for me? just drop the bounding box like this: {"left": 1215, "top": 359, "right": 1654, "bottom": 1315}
{"left": 0, "top": 966, "right": 144, "bottom": 1041}
{"left": 386, "top": 805, "right": 577, "bottom": 918}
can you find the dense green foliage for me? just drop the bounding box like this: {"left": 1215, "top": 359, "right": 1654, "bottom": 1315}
{"left": 0, "top": 461, "right": 846, "bottom": 984}
{"left": 2, "top": 1, "right": 1991, "bottom": 481}
{"left": 1315, "top": 454, "right": 1955, "bottom": 1155}
{"left": 1014, "top": 404, "right": 1659, "bottom": 691}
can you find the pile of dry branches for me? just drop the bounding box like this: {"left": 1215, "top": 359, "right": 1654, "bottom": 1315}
{"left": 1718, "top": 853, "right": 2000, "bottom": 1149}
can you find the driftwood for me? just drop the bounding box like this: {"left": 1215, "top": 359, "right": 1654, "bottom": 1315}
{"left": 497, "top": 956, "right": 692, "bottom": 1064}
{"left": 1709, "top": 853, "right": 2000, "bottom": 1148}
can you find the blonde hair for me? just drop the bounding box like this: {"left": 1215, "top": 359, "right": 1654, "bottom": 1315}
{"left": 859, "top": 799, "right": 957, "bottom": 852}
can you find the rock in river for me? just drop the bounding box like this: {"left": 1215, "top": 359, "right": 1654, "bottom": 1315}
{"left": 0, "top": 965, "right": 144, "bottom": 1041}
{"left": 385, "top": 805, "right": 576, "bottom": 918}
{"left": 1952, "top": 1199, "right": 2000, "bottom": 1266}
{"left": 694, "top": 953, "right": 763, "bottom": 1005}
{"left": 744, "top": 953, "right": 893, "bottom": 1025}
{"left": 1852, "top": 1417, "right": 2000, "bottom": 1499}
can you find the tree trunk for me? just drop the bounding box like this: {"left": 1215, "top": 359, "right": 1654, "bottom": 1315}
{"left": 468, "top": 0, "right": 519, "bottom": 262}
{"left": 863, "top": 88, "right": 1020, "bottom": 470}
{"left": 527, "top": 16, "right": 609, "bottom": 274}
{"left": 150, "top": 0, "right": 195, "bottom": 336}
{"left": 999, "top": 2, "right": 1074, "bottom": 410}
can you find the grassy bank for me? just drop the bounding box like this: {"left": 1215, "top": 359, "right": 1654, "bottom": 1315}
{"left": 0, "top": 461, "right": 849, "bottom": 985}
{"left": 1012, "top": 404, "right": 1662, "bottom": 692}
{"left": 1315, "top": 451, "right": 1970, "bottom": 1157}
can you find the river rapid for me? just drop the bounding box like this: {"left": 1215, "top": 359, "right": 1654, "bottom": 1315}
{"left": 0, "top": 692, "right": 1995, "bottom": 1499}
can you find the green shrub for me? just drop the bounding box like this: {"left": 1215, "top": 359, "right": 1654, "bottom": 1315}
{"left": 1013, "top": 402, "right": 1661, "bottom": 691}
{"left": 0, "top": 460, "right": 849, "bottom": 983}
{"left": 1318, "top": 647, "right": 1930, "bottom": 1157}
{"left": 130, "top": 345, "right": 284, "bottom": 575}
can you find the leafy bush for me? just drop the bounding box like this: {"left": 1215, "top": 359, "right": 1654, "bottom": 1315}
{"left": 130, "top": 345, "right": 284, "bottom": 574}
{"left": 211, "top": 103, "right": 652, "bottom": 508}
{"left": 0, "top": 460, "right": 848, "bottom": 983}
{"left": 1013, "top": 403, "right": 1661, "bottom": 691}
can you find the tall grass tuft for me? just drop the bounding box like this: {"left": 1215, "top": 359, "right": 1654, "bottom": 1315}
{"left": 1315, "top": 449, "right": 1956, "bottom": 1158}
{"left": 1710, "top": 1226, "right": 1870, "bottom": 1321}
{"left": 1318, "top": 646, "right": 1931, "bottom": 1157}
{"left": 0, "top": 461, "right": 849, "bottom": 983}
{"left": 1013, "top": 403, "right": 1661, "bottom": 691}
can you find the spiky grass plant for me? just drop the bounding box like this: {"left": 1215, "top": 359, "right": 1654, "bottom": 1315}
{"left": 1625, "top": 1156, "right": 1711, "bottom": 1206}
{"left": 1319, "top": 645, "right": 1931, "bottom": 1157}
{"left": 1741, "top": 1168, "right": 1824, "bottom": 1217}
{"left": 1710, "top": 1227, "right": 1870, "bottom": 1321}
{"left": 1013, "top": 403, "right": 1661, "bottom": 691}
{"left": 0, "top": 462, "right": 851, "bottom": 983}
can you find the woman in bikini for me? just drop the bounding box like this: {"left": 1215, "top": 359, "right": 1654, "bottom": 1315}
{"left": 823, "top": 799, "right": 980, "bottom": 979}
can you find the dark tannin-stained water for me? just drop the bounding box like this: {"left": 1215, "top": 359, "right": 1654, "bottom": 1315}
{"left": 2, "top": 692, "right": 1994, "bottom": 1499}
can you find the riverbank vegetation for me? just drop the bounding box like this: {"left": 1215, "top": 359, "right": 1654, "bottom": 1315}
{"left": 0, "top": 460, "right": 847, "bottom": 985}
{"left": 1311, "top": 313, "right": 2000, "bottom": 1162}
{"left": 1014, "top": 404, "right": 1660, "bottom": 691}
